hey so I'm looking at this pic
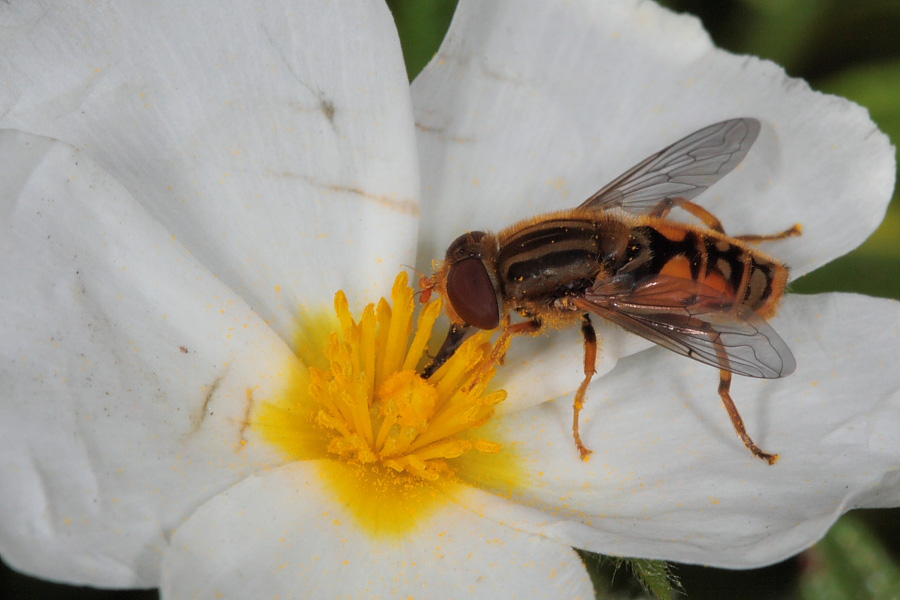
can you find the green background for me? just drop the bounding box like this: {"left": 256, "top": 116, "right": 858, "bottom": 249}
{"left": 2, "top": 0, "right": 898, "bottom": 598}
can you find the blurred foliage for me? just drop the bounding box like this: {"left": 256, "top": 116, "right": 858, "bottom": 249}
{"left": 385, "top": 0, "right": 458, "bottom": 78}
{"left": 798, "top": 515, "right": 900, "bottom": 600}
{"left": 4, "top": 0, "right": 899, "bottom": 599}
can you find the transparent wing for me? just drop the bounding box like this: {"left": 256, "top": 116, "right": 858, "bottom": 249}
{"left": 575, "top": 274, "right": 795, "bottom": 378}
{"left": 578, "top": 118, "right": 761, "bottom": 214}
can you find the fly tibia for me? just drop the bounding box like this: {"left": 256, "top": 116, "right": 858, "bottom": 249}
{"left": 717, "top": 370, "right": 779, "bottom": 465}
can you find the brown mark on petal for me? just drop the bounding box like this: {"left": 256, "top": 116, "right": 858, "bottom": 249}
{"left": 287, "top": 94, "right": 337, "bottom": 129}
{"left": 415, "top": 121, "right": 446, "bottom": 134}
{"left": 191, "top": 374, "right": 224, "bottom": 434}
{"left": 276, "top": 172, "right": 420, "bottom": 216}
{"left": 414, "top": 121, "right": 476, "bottom": 144}
{"left": 434, "top": 51, "right": 527, "bottom": 86}
{"left": 320, "top": 98, "right": 336, "bottom": 124}
{"left": 236, "top": 388, "right": 254, "bottom": 449}
{"left": 261, "top": 23, "right": 337, "bottom": 130}
{"left": 482, "top": 66, "right": 526, "bottom": 87}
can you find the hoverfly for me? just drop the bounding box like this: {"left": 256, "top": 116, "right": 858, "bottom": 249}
{"left": 421, "top": 118, "right": 800, "bottom": 464}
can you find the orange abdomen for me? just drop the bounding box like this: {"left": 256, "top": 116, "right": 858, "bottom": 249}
{"left": 640, "top": 222, "right": 788, "bottom": 318}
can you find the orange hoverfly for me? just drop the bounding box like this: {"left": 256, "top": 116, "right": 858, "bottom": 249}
{"left": 420, "top": 118, "right": 801, "bottom": 463}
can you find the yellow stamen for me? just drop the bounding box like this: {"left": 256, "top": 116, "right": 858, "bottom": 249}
{"left": 373, "top": 298, "right": 392, "bottom": 388}
{"left": 401, "top": 297, "right": 442, "bottom": 372}
{"left": 252, "top": 272, "right": 522, "bottom": 536}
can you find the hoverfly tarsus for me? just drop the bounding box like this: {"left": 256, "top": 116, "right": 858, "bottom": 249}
{"left": 421, "top": 118, "right": 800, "bottom": 464}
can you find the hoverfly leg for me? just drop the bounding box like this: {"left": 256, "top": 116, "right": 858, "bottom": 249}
{"left": 422, "top": 323, "right": 471, "bottom": 379}
{"left": 490, "top": 317, "right": 542, "bottom": 367}
{"left": 572, "top": 314, "right": 598, "bottom": 461}
{"left": 648, "top": 197, "right": 726, "bottom": 234}
{"left": 717, "top": 369, "right": 779, "bottom": 465}
{"left": 651, "top": 196, "right": 801, "bottom": 243}
{"left": 464, "top": 317, "right": 542, "bottom": 393}
{"left": 677, "top": 201, "right": 726, "bottom": 233}
{"left": 735, "top": 223, "right": 802, "bottom": 244}
{"left": 646, "top": 197, "right": 678, "bottom": 218}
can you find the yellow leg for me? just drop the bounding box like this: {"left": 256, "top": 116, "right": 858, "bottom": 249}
{"left": 649, "top": 198, "right": 725, "bottom": 233}
{"left": 573, "top": 314, "right": 597, "bottom": 461}
{"left": 718, "top": 370, "right": 779, "bottom": 465}
{"left": 651, "top": 197, "right": 802, "bottom": 243}
{"left": 736, "top": 223, "right": 802, "bottom": 244}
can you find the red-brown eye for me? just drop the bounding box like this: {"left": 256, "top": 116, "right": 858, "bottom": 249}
{"left": 446, "top": 257, "right": 500, "bottom": 330}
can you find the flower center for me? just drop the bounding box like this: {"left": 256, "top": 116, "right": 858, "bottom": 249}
{"left": 308, "top": 272, "right": 505, "bottom": 480}
{"left": 253, "top": 272, "right": 517, "bottom": 536}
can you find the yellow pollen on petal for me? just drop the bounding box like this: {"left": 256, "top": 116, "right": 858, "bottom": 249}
{"left": 252, "top": 272, "right": 521, "bottom": 537}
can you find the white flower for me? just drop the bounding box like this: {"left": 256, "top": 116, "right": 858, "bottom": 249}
{"left": 0, "top": 0, "right": 897, "bottom": 598}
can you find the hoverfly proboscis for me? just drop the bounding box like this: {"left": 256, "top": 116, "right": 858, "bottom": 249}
{"left": 420, "top": 118, "right": 801, "bottom": 464}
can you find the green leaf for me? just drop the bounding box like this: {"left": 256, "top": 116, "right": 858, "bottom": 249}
{"left": 385, "top": 0, "right": 458, "bottom": 81}
{"left": 799, "top": 514, "right": 900, "bottom": 600}
{"left": 628, "top": 558, "right": 680, "bottom": 600}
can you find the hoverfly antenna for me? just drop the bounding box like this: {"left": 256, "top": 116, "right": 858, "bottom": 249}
{"left": 399, "top": 263, "right": 423, "bottom": 277}
{"left": 401, "top": 264, "right": 436, "bottom": 304}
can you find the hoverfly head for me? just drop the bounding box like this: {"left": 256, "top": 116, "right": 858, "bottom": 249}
{"left": 441, "top": 231, "right": 501, "bottom": 330}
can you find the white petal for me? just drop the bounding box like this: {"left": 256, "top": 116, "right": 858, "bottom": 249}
{"left": 0, "top": 132, "right": 295, "bottom": 586}
{"left": 412, "top": 0, "right": 893, "bottom": 278}
{"left": 460, "top": 293, "right": 900, "bottom": 567}
{"left": 0, "top": 0, "right": 420, "bottom": 341}
{"left": 161, "top": 462, "right": 594, "bottom": 600}
{"left": 491, "top": 319, "right": 653, "bottom": 414}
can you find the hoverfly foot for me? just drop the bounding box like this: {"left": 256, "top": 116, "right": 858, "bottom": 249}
{"left": 577, "top": 444, "right": 593, "bottom": 462}
{"left": 735, "top": 222, "right": 803, "bottom": 244}
{"left": 750, "top": 447, "right": 779, "bottom": 466}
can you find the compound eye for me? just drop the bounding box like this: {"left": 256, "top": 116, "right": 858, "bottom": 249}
{"left": 446, "top": 257, "right": 500, "bottom": 330}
